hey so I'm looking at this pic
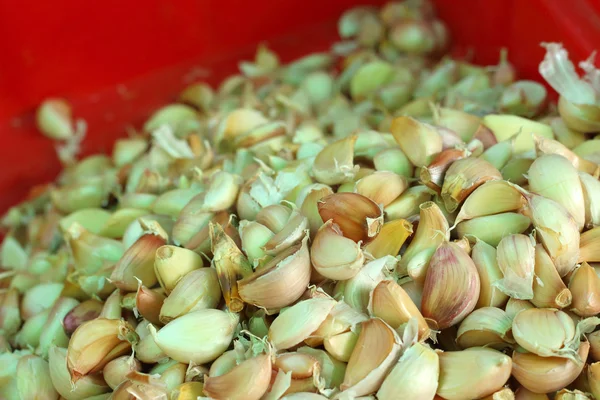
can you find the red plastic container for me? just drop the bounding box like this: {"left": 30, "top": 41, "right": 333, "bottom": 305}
{"left": 1, "top": 0, "right": 599, "bottom": 214}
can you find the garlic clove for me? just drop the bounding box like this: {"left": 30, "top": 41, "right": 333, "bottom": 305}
{"left": 456, "top": 212, "right": 531, "bottom": 247}
{"left": 512, "top": 341, "right": 589, "bottom": 394}
{"left": 391, "top": 116, "right": 443, "bottom": 167}
{"left": 313, "top": 136, "right": 359, "bottom": 185}
{"left": 354, "top": 171, "right": 408, "bottom": 207}
{"left": 437, "top": 347, "right": 512, "bottom": 400}
{"left": 363, "top": 219, "right": 413, "bottom": 259}
{"left": 520, "top": 191, "right": 580, "bottom": 277}
{"left": 204, "top": 353, "right": 272, "bottom": 400}
{"left": 296, "top": 184, "right": 334, "bottom": 237}
{"left": 569, "top": 262, "right": 600, "bottom": 317}
{"left": 150, "top": 309, "right": 238, "bottom": 364}
{"left": 238, "top": 236, "right": 311, "bottom": 311}
{"left": 579, "top": 226, "right": 600, "bottom": 263}
{"left": 385, "top": 185, "right": 434, "bottom": 221}
{"left": 531, "top": 244, "right": 572, "bottom": 309}
{"left": 368, "top": 279, "right": 430, "bottom": 341}
{"left": 159, "top": 267, "right": 221, "bottom": 323}
{"left": 67, "top": 318, "right": 136, "bottom": 381}
{"left": 103, "top": 354, "right": 141, "bottom": 390}
{"left": 377, "top": 341, "right": 439, "bottom": 400}
{"left": 421, "top": 241, "right": 480, "bottom": 330}
{"left": 512, "top": 308, "right": 578, "bottom": 359}
{"left": 454, "top": 179, "right": 526, "bottom": 225}
{"left": 155, "top": 245, "right": 204, "bottom": 294}
{"left": 340, "top": 318, "right": 402, "bottom": 398}
{"left": 441, "top": 157, "right": 502, "bottom": 213}
{"left": 268, "top": 298, "right": 336, "bottom": 350}
{"left": 528, "top": 154, "right": 585, "bottom": 230}
{"left": 398, "top": 201, "right": 449, "bottom": 284}
{"left": 494, "top": 234, "right": 536, "bottom": 300}
{"left": 48, "top": 346, "right": 110, "bottom": 400}
{"left": 311, "top": 220, "right": 365, "bottom": 280}
{"left": 456, "top": 307, "right": 514, "bottom": 350}
{"left": 317, "top": 192, "right": 383, "bottom": 243}
{"left": 471, "top": 239, "right": 509, "bottom": 309}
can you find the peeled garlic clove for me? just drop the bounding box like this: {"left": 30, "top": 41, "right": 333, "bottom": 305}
{"left": 150, "top": 309, "right": 238, "bottom": 364}
{"left": 324, "top": 330, "right": 358, "bottom": 362}
{"left": 421, "top": 241, "right": 480, "bottom": 330}
{"left": 21, "top": 282, "right": 63, "bottom": 320}
{"left": 36, "top": 98, "right": 76, "bottom": 140}
{"left": 512, "top": 308, "right": 578, "bottom": 359}
{"left": 579, "top": 226, "right": 600, "bottom": 262}
{"left": 340, "top": 318, "right": 402, "bottom": 398}
{"left": 569, "top": 262, "right": 600, "bottom": 317}
{"left": 155, "top": 245, "right": 204, "bottom": 294}
{"left": 103, "top": 354, "right": 141, "bottom": 390}
{"left": 385, "top": 185, "right": 434, "bottom": 221}
{"left": 135, "top": 325, "right": 167, "bottom": 364}
{"left": 471, "top": 239, "right": 509, "bottom": 309}
{"left": 437, "top": 347, "right": 512, "bottom": 400}
{"left": 481, "top": 140, "right": 513, "bottom": 170}
{"left": 48, "top": 346, "right": 110, "bottom": 400}
{"left": 200, "top": 171, "right": 242, "bottom": 212}
{"left": 528, "top": 154, "right": 585, "bottom": 230}
{"left": 579, "top": 171, "right": 600, "bottom": 228}
{"left": 14, "top": 309, "right": 49, "bottom": 349}
{"left": 317, "top": 192, "right": 383, "bottom": 243}
{"left": 514, "top": 386, "right": 550, "bottom": 400}
{"left": 239, "top": 220, "right": 275, "bottom": 264}
{"left": 0, "top": 288, "right": 21, "bottom": 338}
{"left": 14, "top": 354, "right": 58, "bottom": 400}
{"left": 268, "top": 298, "right": 336, "bottom": 350}
{"left": 305, "top": 301, "right": 368, "bottom": 347}
{"left": 456, "top": 212, "right": 531, "bottom": 247}
{"left": 398, "top": 201, "right": 449, "bottom": 284}
{"left": 296, "top": 184, "right": 334, "bottom": 237}
{"left": 36, "top": 297, "right": 80, "bottom": 359}
{"left": 238, "top": 236, "right": 311, "bottom": 310}
{"left": 159, "top": 267, "right": 221, "bottom": 323}
{"left": 263, "top": 210, "right": 308, "bottom": 256}
{"left": 313, "top": 136, "right": 359, "bottom": 185}
{"left": 494, "top": 234, "right": 535, "bottom": 300}
{"left": 363, "top": 219, "right": 413, "bottom": 259}
{"left": 354, "top": 171, "right": 407, "bottom": 207}
{"left": 456, "top": 307, "right": 514, "bottom": 349}
{"left": 67, "top": 318, "right": 136, "bottom": 381}
{"left": 111, "top": 230, "right": 166, "bottom": 292}
{"left": 512, "top": 341, "right": 589, "bottom": 393}
{"left": 204, "top": 353, "right": 272, "bottom": 400}
{"left": 532, "top": 244, "right": 572, "bottom": 309}
{"left": 455, "top": 180, "right": 526, "bottom": 225}
{"left": 391, "top": 116, "right": 443, "bottom": 167}
{"left": 373, "top": 147, "right": 414, "bottom": 178}
{"left": 441, "top": 157, "right": 502, "bottom": 212}
{"left": 368, "top": 279, "right": 430, "bottom": 341}
{"left": 311, "top": 220, "right": 365, "bottom": 280}
{"left": 377, "top": 341, "right": 439, "bottom": 400}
